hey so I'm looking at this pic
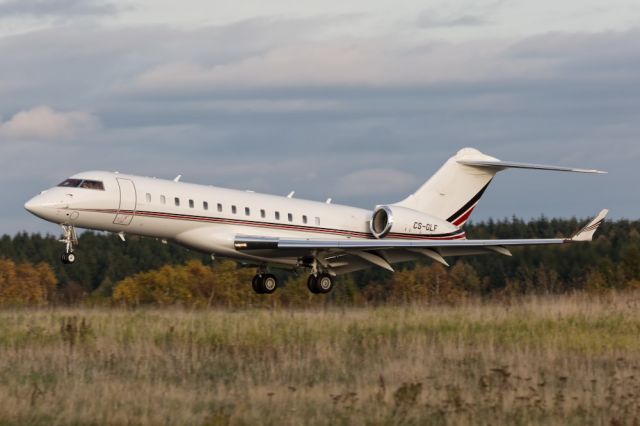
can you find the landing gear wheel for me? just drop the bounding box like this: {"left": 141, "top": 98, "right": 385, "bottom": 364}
{"left": 61, "top": 252, "right": 76, "bottom": 264}
{"left": 317, "top": 273, "right": 333, "bottom": 294}
{"left": 252, "top": 275, "right": 263, "bottom": 294}
{"left": 307, "top": 274, "right": 333, "bottom": 294}
{"left": 260, "top": 274, "right": 278, "bottom": 294}
{"left": 252, "top": 274, "right": 278, "bottom": 294}
{"left": 307, "top": 275, "right": 319, "bottom": 294}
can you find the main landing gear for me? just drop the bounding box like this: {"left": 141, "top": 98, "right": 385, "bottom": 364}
{"left": 306, "top": 257, "right": 334, "bottom": 294}
{"left": 250, "top": 258, "right": 335, "bottom": 295}
{"left": 60, "top": 224, "right": 78, "bottom": 264}
{"left": 252, "top": 273, "right": 279, "bottom": 294}
{"left": 307, "top": 273, "right": 334, "bottom": 294}
{"left": 250, "top": 272, "right": 334, "bottom": 295}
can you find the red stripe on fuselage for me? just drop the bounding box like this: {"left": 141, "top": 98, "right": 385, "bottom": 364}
{"left": 76, "top": 208, "right": 467, "bottom": 241}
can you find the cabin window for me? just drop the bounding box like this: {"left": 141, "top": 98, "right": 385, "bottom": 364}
{"left": 160, "top": 195, "right": 166, "bottom": 204}
{"left": 146, "top": 193, "right": 151, "bottom": 203}
{"left": 315, "top": 217, "right": 321, "bottom": 226}
{"left": 275, "top": 211, "right": 280, "bottom": 220}
{"left": 203, "top": 201, "right": 209, "bottom": 210}
{"left": 288, "top": 213, "right": 293, "bottom": 222}
{"left": 174, "top": 197, "right": 180, "bottom": 207}
{"left": 217, "top": 203, "right": 223, "bottom": 212}
{"left": 245, "top": 207, "right": 250, "bottom": 216}
{"left": 302, "top": 215, "right": 308, "bottom": 224}
{"left": 79, "top": 180, "right": 105, "bottom": 190}
{"left": 189, "top": 199, "right": 194, "bottom": 208}
{"left": 232, "top": 205, "right": 237, "bottom": 214}
{"left": 260, "top": 209, "right": 266, "bottom": 218}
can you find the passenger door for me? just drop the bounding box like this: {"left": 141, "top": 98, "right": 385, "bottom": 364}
{"left": 113, "top": 178, "right": 137, "bottom": 225}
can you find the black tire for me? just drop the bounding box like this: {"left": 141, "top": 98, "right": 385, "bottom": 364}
{"left": 66, "top": 252, "right": 76, "bottom": 264}
{"left": 61, "top": 253, "right": 68, "bottom": 264}
{"left": 260, "top": 274, "right": 278, "bottom": 294}
{"left": 317, "top": 274, "right": 333, "bottom": 294}
{"left": 252, "top": 275, "right": 263, "bottom": 294}
{"left": 307, "top": 275, "right": 321, "bottom": 294}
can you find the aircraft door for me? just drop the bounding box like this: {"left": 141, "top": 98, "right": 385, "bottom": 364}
{"left": 114, "top": 178, "right": 137, "bottom": 225}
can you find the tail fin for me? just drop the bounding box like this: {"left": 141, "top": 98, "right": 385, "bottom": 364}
{"left": 394, "top": 148, "right": 606, "bottom": 227}
{"left": 394, "top": 148, "right": 499, "bottom": 226}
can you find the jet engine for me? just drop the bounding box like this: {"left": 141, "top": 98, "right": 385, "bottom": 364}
{"left": 369, "top": 205, "right": 459, "bottom": 239}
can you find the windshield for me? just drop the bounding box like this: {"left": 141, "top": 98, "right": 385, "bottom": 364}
{"left": 58, "top": 179, "right": 104, "bottom": 190}
{"left": 58, "top": 179, "right": 82, "bottom": 188}
{"left": 79, "top": 180, "right": 105, "bottom": 190}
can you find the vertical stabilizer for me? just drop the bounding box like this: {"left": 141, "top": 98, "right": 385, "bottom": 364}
{"left": 394, "top": 148, "right": 499, "bottom": 226}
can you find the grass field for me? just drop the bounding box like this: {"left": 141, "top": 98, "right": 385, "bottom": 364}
{"left": 1, "top": 293, "right": 639, "bottom": 425}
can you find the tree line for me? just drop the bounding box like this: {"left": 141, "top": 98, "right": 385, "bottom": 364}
{"left": 0, "top": 216, "right": 639, "bottom": 306}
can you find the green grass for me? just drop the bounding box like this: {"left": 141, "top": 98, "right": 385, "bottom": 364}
{"left": 1, "top": 293, "right": 640, "bottom": 425}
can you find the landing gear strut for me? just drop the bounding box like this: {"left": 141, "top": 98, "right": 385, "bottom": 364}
{"left": 60, "top": 224, "right": 78, "bottom": 264}
{"left": 252, "top": 273, "right": 278, "bottom": 294}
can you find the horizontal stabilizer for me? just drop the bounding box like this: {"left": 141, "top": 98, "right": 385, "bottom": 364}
{"left": 458, "top": 160, "right": 606, "bottom": 174}
{"left": 571, "top": 209, "right": 609, "bottom": 242}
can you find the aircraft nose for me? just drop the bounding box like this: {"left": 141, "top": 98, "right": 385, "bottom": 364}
{"left": 24, "top": 195, "right": 44, "bottom": 216}
{"left": 24, "top": 192, "right": 65, "bottom": 218}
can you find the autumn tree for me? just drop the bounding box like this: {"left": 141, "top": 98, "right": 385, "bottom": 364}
{"left": 0, "top": 258, "right": 57, "bottom": 306}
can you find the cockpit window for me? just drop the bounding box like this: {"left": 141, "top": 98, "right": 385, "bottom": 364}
{"left": 58, "top": 179, "right": 82, "bottom": 188}
{"left": 79, "top": 180, "right": 105, "bottom": 190}
{"left": 57, "top": 179, "right": 104, "bottom": 190}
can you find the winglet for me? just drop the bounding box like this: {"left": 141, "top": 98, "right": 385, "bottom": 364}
{"left": 571, "top": 209, "right": 608, "bottom": 242}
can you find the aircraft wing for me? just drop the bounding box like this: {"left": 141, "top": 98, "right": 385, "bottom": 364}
{"left": 234, "top": 210, "right": 608, "bottom": 260}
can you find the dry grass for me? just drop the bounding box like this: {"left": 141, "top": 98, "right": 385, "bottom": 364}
{"left": 1, "top": 293, "right": 640, "bottom": 425}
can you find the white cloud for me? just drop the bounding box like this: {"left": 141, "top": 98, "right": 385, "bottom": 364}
{"left": 127, "top": 37, "right": 558, "bottom": 93}
{"left": 335, "top": 168, "right": 420, "bottom": 198}
{"left": 0, "top": 106, "right": 98, "bottom": 141}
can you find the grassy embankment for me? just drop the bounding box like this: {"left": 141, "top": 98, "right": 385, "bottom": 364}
{"left": 0, "top": 293, "right": 639, "bottom": 425}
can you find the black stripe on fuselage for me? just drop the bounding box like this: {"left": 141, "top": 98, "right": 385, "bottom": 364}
{"left": 446, "top": 180, "right": 492, "bottom": 224}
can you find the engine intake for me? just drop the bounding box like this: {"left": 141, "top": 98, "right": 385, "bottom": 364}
{"left": 370, "top": 206, "right": 393, "bottom": 238}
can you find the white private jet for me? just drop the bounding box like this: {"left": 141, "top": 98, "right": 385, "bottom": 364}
{"left": 24, "top": 148, "right": 607, "bottom": 295}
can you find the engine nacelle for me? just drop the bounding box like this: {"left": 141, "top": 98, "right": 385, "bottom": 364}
{"left": 369, "top": 205, "right": 459, "bottom": 239}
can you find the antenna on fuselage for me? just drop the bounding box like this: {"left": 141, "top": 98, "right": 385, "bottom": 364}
{"left": 174, "top": 175, "right": 182, "bottom": 182}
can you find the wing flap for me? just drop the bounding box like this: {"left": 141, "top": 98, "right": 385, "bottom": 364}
{"left": 235, "top": 237, "right": 566, "bottom": 251}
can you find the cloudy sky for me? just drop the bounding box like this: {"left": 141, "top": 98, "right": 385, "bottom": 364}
{"left": 1, "top": 0, "right": 639, "bottom": 234}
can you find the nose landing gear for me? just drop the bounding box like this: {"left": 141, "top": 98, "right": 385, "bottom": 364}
{"left": 59, "top": 224, "right": 78, "bottom": 264}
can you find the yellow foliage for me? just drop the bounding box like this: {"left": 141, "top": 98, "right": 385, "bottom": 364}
{"left": 389, "top": 263, "right": 468, "bottom": 304}
{"left": 0, "top": 258, "right": 57, "bottom": 306}
{"left": 112, "top": 260, "right": 256, "bottom": 307}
